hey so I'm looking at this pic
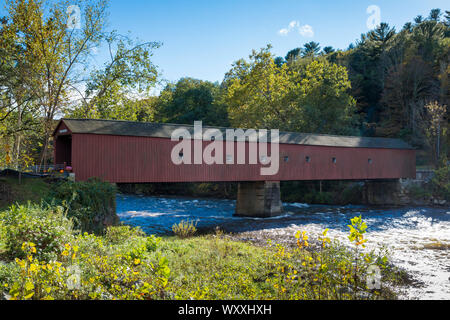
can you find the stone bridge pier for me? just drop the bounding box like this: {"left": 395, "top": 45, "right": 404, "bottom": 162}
{"left": 362, "top": 179, "right": 411, "bottom": 205}
{"left": 235, "top": 181, "right": 283, "bottom": 217}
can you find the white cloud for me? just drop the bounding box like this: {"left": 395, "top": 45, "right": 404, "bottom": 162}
{"left": 278, "top": 28, "right": 290, "bottom": 36}
{"left": 279, "top": 20, "right": 299, "bottom": 36}
{"left": 289, "top": 21, "right": 299, "bottom": 29}
{"left": 278, "top": 21, "right": 314, "bottom": 38}
{"left": 298, "top": 24, "right": 314, "bottom": 37}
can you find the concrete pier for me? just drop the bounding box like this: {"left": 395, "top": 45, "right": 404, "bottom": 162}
{"left": 235, "top": 181, "right": 283, "bottom": 217}
{"left": 362, "top": 179, "right": 409, "bottom": 205}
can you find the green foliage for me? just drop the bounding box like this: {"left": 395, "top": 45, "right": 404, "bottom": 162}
{"left": 406, "top": 184, "right": 433, "bottom": 200}
{"left": 172, "top": 219, "right": 198, "bottom": 239}
{"left": 348, "top": 216, "right": 368, "bottom": 247}
{"left": 0, "top": 0, "right": 162, "bottom": 168}
{"left": 78, "top": 33, "right": 161, "bottom": 120}
{"left": 430, "top": 158, "right": 450, "bottom": 200}
{"left": 303, "top": 192, "right": 334, "bottom": 205}
{"left": 0, "top": 177, "right": 51, "bottom": 210}
{"left": 48, "top": 179, "right": 118, "bottom": 234}
{"left": 0, "top": 206, "right": 404, "bottom": 300}
{"left": 0, "top": 204, "right": 73, "bottom": 262}
{"left": 3, "top": 235, "right": 169, "bottom": 300}
{"left": 154, "top": 77, "right": 230, "bottom": 127}
{"left": 0, "top": 219, "right": 7, "bottom": 253}
{"left": 120, "top": 182, "right": 237, "bottom": 199}
{"left": 0, "top": 211, "right": 169, "bottom": 300}
{"left": 340, "top": 183, "right": 364, "bottom": 204}
{"left": 224, "top": 45, "right": 357, "bottom": 135}
{"left": 160, "top": 216, "right": 401, "bottom": 300}
{"left": 348, "top": 13, "right": 449, "bottom": 160}
{"left": 281, "top": 181, "right": 363, "bottom": 205}
{"left": 105, "top": 225, "right": 146, "bottom": 244}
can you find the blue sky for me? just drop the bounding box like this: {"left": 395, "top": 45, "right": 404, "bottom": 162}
{"left": 1, "top": 0, "right": 449, "bottom": 84}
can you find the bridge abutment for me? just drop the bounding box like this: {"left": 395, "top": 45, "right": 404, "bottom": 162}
{"left": 235, "top": 181, "right": 283, "bottom": 217}
{"left": 362, "top": 179, "right": 411, "bottom": 205}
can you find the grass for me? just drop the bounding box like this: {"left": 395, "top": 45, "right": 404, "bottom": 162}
{"left": 157, "top": 235, "right": 272, "bottom": 299}
{"left": 0, "top": 177, "right": 51, "bottom": 210}
{"left": 0, "top": 177, "right": 49, "bottom": 254}
{"left": 152, "top": 233, "right": 404, "bottom": 300}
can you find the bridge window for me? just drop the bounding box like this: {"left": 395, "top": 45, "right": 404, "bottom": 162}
{"left": 284, "top": 156, "right": 289, "bottom": 163}
{"left": 368, "top": 158, "right": 373, "bottom": 164}
{"left": 332, "top": 157, "right": 337, "bottom": 164}
{"left": 305, "top": 156, "right": 311, "bottom": 163}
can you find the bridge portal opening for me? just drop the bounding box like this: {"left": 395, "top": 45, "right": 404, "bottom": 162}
{"left": 54, "top": 135, "right": 72, "bottom": 167}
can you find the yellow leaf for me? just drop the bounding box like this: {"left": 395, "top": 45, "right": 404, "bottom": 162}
{"left": 25, "top": 282, "right": 34, "bottom": 291}
{"left": 24, "top": 292, "right": 34, "bottom": 299}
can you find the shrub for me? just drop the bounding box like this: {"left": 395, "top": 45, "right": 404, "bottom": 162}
{"left": 0, "top": 219, "right": 6, "bottom": 253}
{"left": 3, "top": 239, "right": 170, "bottom": 300}
{"left": 105, "top": 225, "right": 146, "bottom": 245}
{"left": 266, "top": 217, "right": 394, "bottom": 300}
{"left": 303, "top": 192, "right": 334, "bottom": 204}
{"left": 172, "top": 219, "right": 197, "bottom": 239}
{"left": 406, "top": 184, "right": 432, "bottom": 200}
{"left": 430, "top": 159, "right": 450, "bottom": 200}
{"left": 48, "top": 179, "right": 119, "bottom": 234}
{"left": 340, "top": 183, "right": 363, "bottom": 204}
{"left": 0, "top": 204, "right": 73, "bottom": 262}
{"left": 0, "top": 262, "right": 19, "bottom": 295}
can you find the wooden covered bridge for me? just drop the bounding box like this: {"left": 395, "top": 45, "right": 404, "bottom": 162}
{"left": 53, "top": 119, "right": 416, "bottom": 217}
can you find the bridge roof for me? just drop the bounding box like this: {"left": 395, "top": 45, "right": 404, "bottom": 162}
{"left": 56, "top": 119, "right": 414, "bottom": 150}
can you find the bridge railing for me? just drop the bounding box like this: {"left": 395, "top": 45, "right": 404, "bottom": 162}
{"left": 0, "top": 164, "right": 66, "bottom": 175}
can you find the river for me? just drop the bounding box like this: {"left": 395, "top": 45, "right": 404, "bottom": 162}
{"left": 116, "top": 194, "right": 450, "bottom": 300}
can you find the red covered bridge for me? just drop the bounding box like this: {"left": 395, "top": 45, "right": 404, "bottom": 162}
{"left": 53, "top": 119, "right": 416, "bottom": 217}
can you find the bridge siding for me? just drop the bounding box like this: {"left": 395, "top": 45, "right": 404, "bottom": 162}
{"left": 70, "top": 133, "right": 416, "bottom": 183}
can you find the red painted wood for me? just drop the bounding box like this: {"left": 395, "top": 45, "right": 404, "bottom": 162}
{"left": 68, "top": 133, "right": 416, "bottom": 183}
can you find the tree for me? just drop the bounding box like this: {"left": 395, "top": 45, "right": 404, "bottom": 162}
{"left": 424, "top": 101, "right": 447, "bottom": 165}
{"left": 154, "top": 78, "right": 229, "bottom": 127}
{"left": 403, "top": 22, "right": 413, "bottom": 33}
{"left": 322, "top": 46, "right": 335, "bottom": 55}
{"left": 279, "top": 7, "right": 449, "bottom": 161}
{"left": 367, "top": 23, "right": 396, "bottom": 50}
{"left": 285, "top": 48, "right": 301, "bottom": 62}
{"left": 224, "top": 46, "right": 357, "bottom": 134}
{"left": 429, "top": 9, "right": 442, "bottom": 21}
{"left": 74, "top": 32, "right": 160, "bottom": 119}
{"left": 290, "top": 60, "right": 358, "bottom": 134}
{"left": 302, "top": 41, "right": 321, "bottom": 58}
{"left": 412, "top": 19, "right": 445, "bottom": 62}
{"left": 224, "top": 46, "right": 297, "bottom": 129}
{"left": 0, "top": 0, "right": 109, "bottom": 167}
{"left": 274, "top": 56, "right": 285, "bottom": 68}
{"left": 380, "top": 56, "right": 438, "bottom": 142}
{"left": 0, "top": 0, "right": 160, "bottom": 168}
{"left": 414, "top": 15, "right": 424, "bottom": 24}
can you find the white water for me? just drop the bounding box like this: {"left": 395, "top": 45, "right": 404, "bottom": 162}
{"left": 117, "top": 195, "right": 450, "bottom": 300}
